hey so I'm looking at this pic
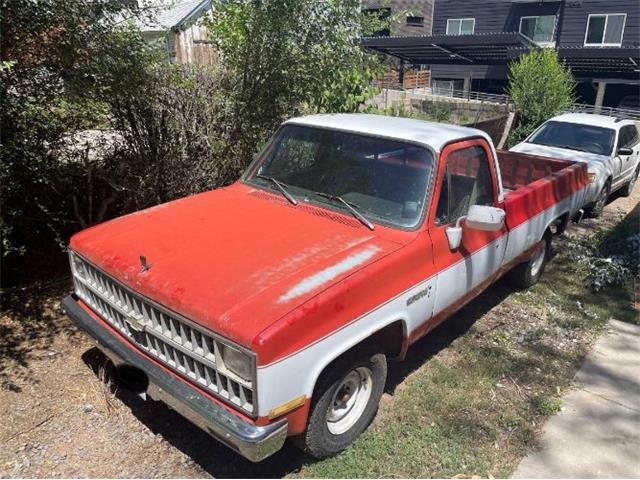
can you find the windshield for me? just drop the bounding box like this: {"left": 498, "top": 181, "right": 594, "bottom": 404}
{"left": 246, "top": 125, "right": 435, "bottom": 229}
{"left": 527, "top": 121, "right": 615, "bottom": 156}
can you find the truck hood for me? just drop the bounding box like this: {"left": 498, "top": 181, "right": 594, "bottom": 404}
{"left": 70, "top": 183, "right": 404, "bottom": 348}
{"left": 510, "top": 142, "right": 609, "bottom": 168}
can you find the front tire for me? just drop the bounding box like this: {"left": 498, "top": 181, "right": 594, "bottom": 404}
{"left": 586, "top": 180, "right": 611, "bottom": 218}
{"left": 620, "top": 167, "right": 639, "bottom": 197}
{"left": 294, "top": 347, "right": 387, "bottom": 459}
{"left": 508, "top": 233, "right": 550, "bottom": 289}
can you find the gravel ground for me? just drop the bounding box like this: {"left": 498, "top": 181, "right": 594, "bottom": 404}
{"left": 1, "top": 186, "right": 638, "bottom": 479}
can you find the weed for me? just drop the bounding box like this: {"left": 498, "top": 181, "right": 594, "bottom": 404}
{"left": 531, "top": 394, "right": 562, "bottom": 416}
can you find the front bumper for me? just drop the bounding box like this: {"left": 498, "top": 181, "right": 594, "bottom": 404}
{"left": 62, "top": 295, "right": 288, "bottom": 462}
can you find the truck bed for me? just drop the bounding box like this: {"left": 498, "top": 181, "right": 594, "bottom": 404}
{"left": 496, "top": 150, "right": 590, "bottom": 230}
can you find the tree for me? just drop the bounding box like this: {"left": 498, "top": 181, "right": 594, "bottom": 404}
{"left": 0, "top": 0, "right": 160, "bottom": 284}
{"left": 507, "top": 49, "right": 576, "bottom": 145}
{"left": 205, "top": 0, "right": 385, "bottom": 167}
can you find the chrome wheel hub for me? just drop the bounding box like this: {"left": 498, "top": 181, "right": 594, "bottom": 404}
{"left": 326, "top": 367, "right": 373, "bottom": 435}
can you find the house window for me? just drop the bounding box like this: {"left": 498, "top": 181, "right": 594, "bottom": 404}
{"left": 519, "top": 15, "right": 556, "bottom": 45}
{"left": 446, "top": 18, "right": 475, "bottom": 35}
{"left": 585, "top": 13, "right": 626, "bottom": 46}
{"left": 407, "top": 16, "right": 424, "bottom": 27}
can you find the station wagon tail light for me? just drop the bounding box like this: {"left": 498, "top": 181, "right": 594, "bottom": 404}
{"left": 220, "top": 344, "right": 253, "bottom": 381}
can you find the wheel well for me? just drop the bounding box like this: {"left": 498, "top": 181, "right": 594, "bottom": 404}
{"left": 369, "top": 320, "right": 406, "bottom": 359}
{"left": 549, "top": 213, "right": 569, "bottom": 236}
{"left": 310, "top": 320, "right": 406, "bottom": 398}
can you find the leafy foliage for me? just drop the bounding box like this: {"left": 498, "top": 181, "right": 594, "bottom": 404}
{"left": 205, "top": 0, "right": 384, "bottom": 163}
{"left": 507, "top": 49, "right": 576, "bottom": 146}
{"left": 1, "top": 0, "right": 385, "bottom": 286}
{"left": 0, "top": 0, "right": 162, "bottom": 282}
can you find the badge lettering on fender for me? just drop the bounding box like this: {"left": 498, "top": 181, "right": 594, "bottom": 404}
{"left": 406, "top": 285, "right": 432, "bottom": 307}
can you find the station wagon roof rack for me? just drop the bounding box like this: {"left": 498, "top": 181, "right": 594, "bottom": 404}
{"left": 562, "top": 104, "right": 640, "bottom": 122}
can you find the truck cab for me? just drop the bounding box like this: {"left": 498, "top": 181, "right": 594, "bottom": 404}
{"left": 63, "top": 114, "right": 589, "bottom": 461}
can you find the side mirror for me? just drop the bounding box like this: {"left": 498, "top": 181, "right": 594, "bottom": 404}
{"left": 445, "top": 225, "right": 463, "bottom": 250}
{"left": 466, "top": 205, "right": 506, "bottom": 232}
{"left": 445, "top": 205, "right": 506, "bottom": 251}
{"left": 618, "top": 147, "right": 634, "bottom": 156}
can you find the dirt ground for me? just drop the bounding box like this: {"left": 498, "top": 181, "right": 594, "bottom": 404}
{"left": 1, "top": 186, "right": 638, "bottom": 479}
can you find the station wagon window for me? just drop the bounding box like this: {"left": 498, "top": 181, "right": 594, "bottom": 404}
{"left": 528, "top": 121, "right": 615, "bottom": 156}
{"left": 617, "top": 125, "right": 640, "bottom": 150}
{"left": 585, "top": 14, "right": 626, "bottom": 46}
{"left": 249, "top": 125, "right": 435, "bottom": 229}
{"left": 435, "top": 145, "right": 494, "bottom": 226}
{"left": 446, "top": 18, "right": 475, "bottom": 35}
{"left": 519, "top": 15, "right": 556, "bottom": 45}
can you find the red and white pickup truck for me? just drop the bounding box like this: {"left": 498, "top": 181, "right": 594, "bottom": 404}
{"left": 63, "top": 114, "right": 590, "bottom": 462}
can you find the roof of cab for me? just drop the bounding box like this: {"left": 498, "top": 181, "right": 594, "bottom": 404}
{"left": 284, "top": 113, "right": 492, "bottom": 153}
{"left": 549, "top": 113, "right": 637, "bottom": 129}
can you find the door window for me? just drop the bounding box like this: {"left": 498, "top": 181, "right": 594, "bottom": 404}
{"left": 618, "top": 125, "right": 639, "bottom": 150}
{"left": 435, "top": 145, "right": 494, "bottom": 225}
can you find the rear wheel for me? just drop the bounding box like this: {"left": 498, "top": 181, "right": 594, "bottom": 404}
{"left": 508, "top": 233, "right": 550, "bottom": 289}
{"left": 586, "top": 180, "right": 611, "bottom": 218}
{"left": 620, "top": 167, "right": 639, "bottom": 197}
{"left": 293, "top": 346, "right": 387, "bottom": 459}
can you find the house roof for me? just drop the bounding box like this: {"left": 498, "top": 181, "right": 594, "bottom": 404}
{"left": 138, "top": 0, "right": 211, "bottom": 32}
{"left": 285, "top": 114, "right": 492, "bottom": 153}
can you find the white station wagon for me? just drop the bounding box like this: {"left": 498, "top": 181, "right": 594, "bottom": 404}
{"left": 511, "top": 113, "right": 640, "bottom": 217}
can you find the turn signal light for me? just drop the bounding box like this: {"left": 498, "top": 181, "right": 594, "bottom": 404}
{"left": 268, "top": 395, "right": 306, "bottom": 420}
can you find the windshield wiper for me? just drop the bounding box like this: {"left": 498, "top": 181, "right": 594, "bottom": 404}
{"left": 316, "top": 193, "right": 375, "bottom": 231}
{"left": 256, "top": 175, "right": 298, "bottom": 205}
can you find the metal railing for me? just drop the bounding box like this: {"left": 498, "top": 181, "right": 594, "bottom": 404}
{"left": 409, "top": 86, "right": 513, "bottom": 105}
{"left": 565, "top": 103, "right": 640, "bottom": 121}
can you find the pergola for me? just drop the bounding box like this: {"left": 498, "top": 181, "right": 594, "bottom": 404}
{"left": 362, "top": 33, "right": 640, "bottom": 105}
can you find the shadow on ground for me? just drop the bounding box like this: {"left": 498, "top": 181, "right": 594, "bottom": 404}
{"left": 0, "top": 279, "right": 75, "bottom": 392}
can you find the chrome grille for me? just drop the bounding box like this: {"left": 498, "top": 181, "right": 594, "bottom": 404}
{"left": 69, "top": 251, "right": 255, "bottom": 415}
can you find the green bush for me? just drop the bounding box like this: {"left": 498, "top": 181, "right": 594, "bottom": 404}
{"left": 205, "top": 0, "right": 384, "bottom": 163}
{"left": 507, "top": 49, "right": 576, "bottom": 146}
{"left": 1, "top": 0, "right": 387, "bottom": 287}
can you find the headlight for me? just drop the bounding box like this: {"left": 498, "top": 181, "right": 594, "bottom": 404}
{"left": 69, "top": 251, "right": 87, "bottom": 280}
{"left": 220, "top": 344, "right": 253, "bottom": 381}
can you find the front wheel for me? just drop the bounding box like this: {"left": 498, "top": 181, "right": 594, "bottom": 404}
{"left": 586, "top": 180, "right": 611, "bottom": 218}
{"left": 620, "top": 167, "right": 639, "bottom": 197}
{"left": 293, "top": 347, "right": 387, "bottom": 459}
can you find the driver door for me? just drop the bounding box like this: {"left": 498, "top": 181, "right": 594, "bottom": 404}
{"left": 428, "top": 139, "right": 508, "bottom": 316}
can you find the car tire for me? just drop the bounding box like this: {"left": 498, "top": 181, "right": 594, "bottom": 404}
{"left": 586, "top": 180, "right": 611, "bottom": 218}
{"left": 620, "top": 166, "right": 639, "bottom": 198}
{"left": 508, "top": 232, "right": 550, "bottom": 289}
{"left": 293, "top": 346, "right": 387, "bottom": 459}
